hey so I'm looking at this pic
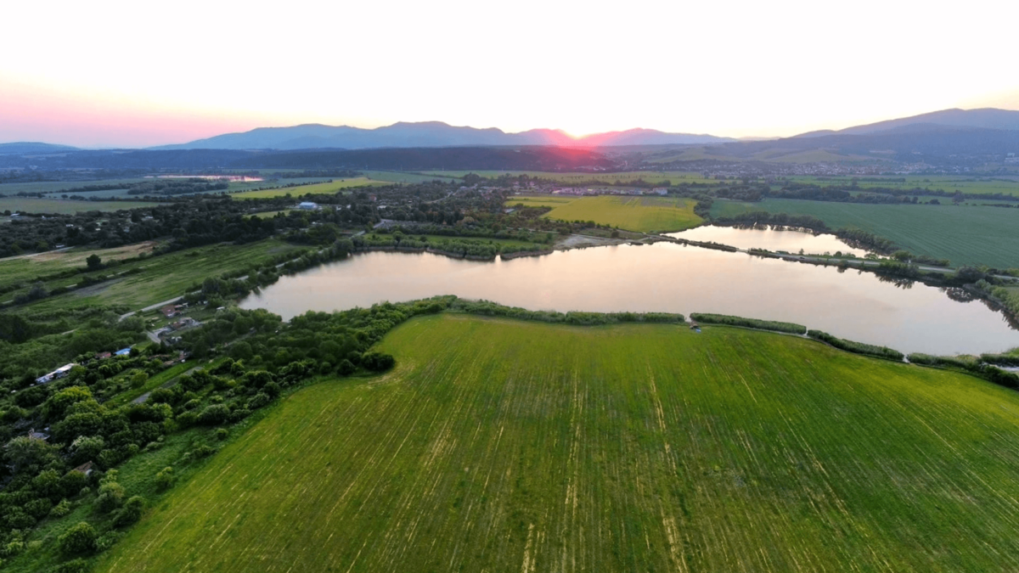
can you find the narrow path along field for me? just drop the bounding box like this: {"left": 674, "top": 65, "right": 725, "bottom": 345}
{"left": 508, "top": 195, "right": 702, "bottom": 232}
{"left": 98, "top": 315, "right": 1019, "bottom": 572}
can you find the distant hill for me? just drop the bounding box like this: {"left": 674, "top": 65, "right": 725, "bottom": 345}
{"left": 153, "top": 122, "right": 733, "bottom": 151}
{"left": 795, "top": 108, "right": 1019, "bottom": 138}
{"left": 710, "top": 123, "right": 1019, "bottom": 162}
{"left": 0, "top": 142, "right": 79, "bottom": 155}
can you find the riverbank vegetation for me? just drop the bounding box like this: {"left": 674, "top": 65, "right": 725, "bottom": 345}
{"left": 689, "top": 312, "right": 806, "bottom": 334}
{"left": 807, "top": 329, "right": 905, "bottom": 361}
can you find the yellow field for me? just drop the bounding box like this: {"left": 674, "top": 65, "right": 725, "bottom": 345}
{"left": 507, "top": 195, "right": 702, "bottom": 232}
{"left": 231, "top": 178, "right": 385, "bottom": 200}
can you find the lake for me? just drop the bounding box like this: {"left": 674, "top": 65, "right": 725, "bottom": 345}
{"left": 239, "top": 243, "right": 1019, "bottom": 356}
{"left": 668, "top": 225, "right": 868, "bottom": 256}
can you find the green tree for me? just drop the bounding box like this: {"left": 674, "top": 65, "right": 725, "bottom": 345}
{"left": 86, "top": 254, "right": 102, "bottom": 270}
{"left": 3, "top": 436, "right": 58, "bottom": 471}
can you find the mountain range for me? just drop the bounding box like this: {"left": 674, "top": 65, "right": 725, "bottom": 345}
{"left": 151, "top": 122, "right": 734, "bottom": 151}
{"left": 3, "top": 108, "right": 1018, "bottom": 157}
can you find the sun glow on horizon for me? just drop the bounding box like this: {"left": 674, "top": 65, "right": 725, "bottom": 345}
{"left": 1, "top": 0, "right": 1017, "bottom": 147}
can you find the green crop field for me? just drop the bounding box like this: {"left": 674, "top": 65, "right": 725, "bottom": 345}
{"left": 231, "top": 178, "right": 386, "bottom": 199}
{"left": 508, "top": 195, "right": 702, "bottom": 232}
{"left": 98, "top": 315, "right": 1019, "bottom": 572}
{"left": 10, "top": 239, "right": 304, "bottom": 313}
{"left": 712, "top": 198, "right": 1019, "bottom": 268}
{"left": 0, "top": 197, "right": 159, "bottom": 215}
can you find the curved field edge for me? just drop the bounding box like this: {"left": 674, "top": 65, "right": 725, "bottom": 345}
{"left": 710, "top": 198, "right": 1019, "bottom": 269}
{"left": 98, "top": 315, "right": 1019, "bottom": 572}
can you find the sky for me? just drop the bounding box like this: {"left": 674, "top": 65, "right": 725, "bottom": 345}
{"left": 1, "top": 0, "right": 1017, "bottom": 148}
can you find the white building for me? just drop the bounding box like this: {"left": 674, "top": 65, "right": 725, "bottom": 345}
{"left": 36, "top": 364, "right": 76, "bottom": 384}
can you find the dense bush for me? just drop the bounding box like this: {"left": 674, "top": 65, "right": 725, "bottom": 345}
{"left": 361, "top": 352, "right": 396, "bottom": 372}
{"left": 114, "top": 496, "right": 146, "bottom": 527}
{"left": 55, "top": 558, "right": 90, "bottom": 573}
{"left": 154, "top": 467, "right": 174, "bottom": 491}
{"left": 807, "top": 330, "right": 904, "bottom": 361}
{"left": 689, "top": 313, "right": 806, "bottom": 334}
{"left": 58, "top": 522, "right": 97, "bottom": 556}
{"left": 197, "top": 404, "right": 231, "bottom": 426}
{"left": 96, "top": 479, "right": 125, "bottom": 514}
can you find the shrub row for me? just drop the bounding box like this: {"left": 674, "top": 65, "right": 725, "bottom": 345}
{"left": 908, "top": 353, "right": 1019, "bottom": 389}
{"left": 980, "top": 353, "right": 1019, "bottom": 367}
{"left": 690, "top": 313, "right": 806, "bottom": 335}
{"left": 807, "top": 330, "right": 904, "bottom": 361}
{"left": 450, "top": 299, "right": 685, "bottom": 325}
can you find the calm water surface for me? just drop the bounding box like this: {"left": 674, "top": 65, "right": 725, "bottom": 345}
{"left": 240, "top": 244, "right": 1019, "bottom": 356}
{"left": 669, "top": 225, "right": 868, "bottom": 256}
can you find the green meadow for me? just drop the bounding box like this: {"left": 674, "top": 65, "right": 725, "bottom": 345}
{"left": 0, "top": 197, "right": 159, "bottom": 215}
{"left": 788, "top": 175, "right": 1019, "bottom": 197}
{"left": 98, "top": 315, "right": 1019, "bottom": 572}
{"left": 712, "top": 198, "right": 1019, "bottom": 268}
{"left": 230, "top": 178, "right": 386, "bottom": 199}
{"left": 361, "top": 170, "right": 459, "bottom": 184}
{"left": 0, "top": 179, "right": 154, "bottom": 195}
{"left": 7, "top": 239, "right": 303, "bottom": 312}
{"left": 428, "top": 170, "right": 714, "bottom": 185}
{"left": 0, "top": 241, "right": 160, "bottom": 292}
{"left": 509, "top": 194, "right": 702, "bottom": 232}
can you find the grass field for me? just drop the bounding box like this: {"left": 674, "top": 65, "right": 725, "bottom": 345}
{"left": 231, "top": 178, "right": 386, "bottom": 199}
{"left": 0, "top": 241, "right": 160, "bottom": 291}
{"left": 98, "top": 315, "right": 1019, "bottom": 572}
{"left": 788, "top": 175, "right": 1019, "bottom": 198}
{"left": 508, "top": 195, "right": 702, "bottom": 232}
{"left": 0, "top": 179, "right": 154, "bottom": 195}
{"left": 12, "top": 239, "right": 303, "bottom": 313}
{"left": 712, "top": 198, "right": 1019, "bottom": 268}
{"left": 428, "top": 170, "right": 714, "bottom": 185}
{"left": 362, "top": 171, "right": 459, "bottom": 184}
{"left": 0, "top": 197, "right": 159, "bottom": 214}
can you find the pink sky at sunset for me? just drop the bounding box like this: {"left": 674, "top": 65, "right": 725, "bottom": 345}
{"left": 1, "top": 0, "right": 1017, "bottom": 148}
{"left": 1, "top": 82, "right": 257, "bottom": 148}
